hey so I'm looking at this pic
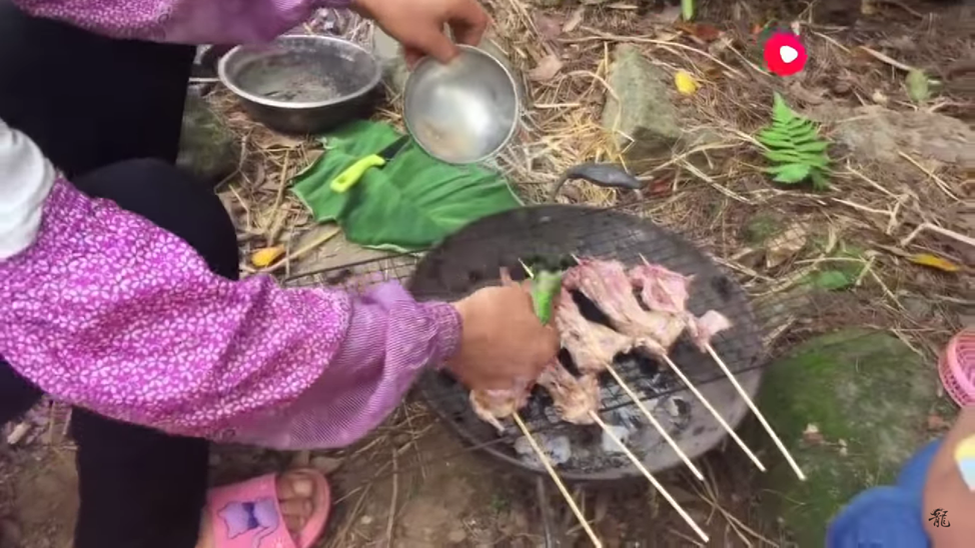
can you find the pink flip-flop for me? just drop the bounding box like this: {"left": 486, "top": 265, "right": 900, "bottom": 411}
{"left": 207, "top": 469, "right": 331, "bottom": 548}
{"left": 939, "top": 328, "right": 975, "bottom": 406}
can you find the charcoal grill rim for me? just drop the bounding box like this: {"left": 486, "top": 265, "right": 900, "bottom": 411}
{"left": 410, "top": 203, "right": 764, "bottom": 481}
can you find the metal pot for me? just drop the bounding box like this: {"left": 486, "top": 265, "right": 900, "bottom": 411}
{"left": 218, "top": 35, "right": 383, "bottom": 135}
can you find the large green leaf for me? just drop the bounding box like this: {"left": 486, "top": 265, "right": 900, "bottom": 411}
{"left": 292, "top": 121, "right": 521, "bottom": 252}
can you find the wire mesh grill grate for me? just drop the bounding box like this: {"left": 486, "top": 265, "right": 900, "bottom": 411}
{"left": 284, "top": 203, "right": 810, "bottom": 479}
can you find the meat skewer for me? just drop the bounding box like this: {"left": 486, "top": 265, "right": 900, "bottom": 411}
{"left": 624, "top": 260, "right": 765, "bottom": 471}
{"left": 555, "top": 286, "right": 705, "bottom": 480}
{"left": 588, "top": 411, "right": 709, "bottom": 543}
{"left": 470, "top": 380, "right": 532, "bottom": 432}
{"left": 635, "top": 255, "right": 805, "bottom": 481}
{"left": 519, "top": 264, "right": 703, "bottom": 542}
{"left": 512, "top": 413, "right": 603, "bottom": 547}
{"left": 536, "top": 359, "right": 600, "bottom": 425}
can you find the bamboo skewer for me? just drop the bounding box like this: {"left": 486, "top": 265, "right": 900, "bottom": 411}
{"left": 653, "top": 353, "right": 765, "bottom": 471}
{"left": 635, "top": 254, "right": 806, "bottom": 481}
{"left": 521, "top": 259, "right": 704, "bottom": 481}
{"left": 703, "top": 344, "right": 805, "bottom": 480}
{"left": 512, "top": 412, "right": 603, "bottom": 547}
{"left": 600, "top": 364, "right": 705, "bottom": 480}
{"left": 588, "top": 412, "right": 710, "bottom": 543}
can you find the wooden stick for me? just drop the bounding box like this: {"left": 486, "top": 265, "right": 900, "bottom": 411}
{"left": 525, "top": 259, "right": 704, "bottom": 480}
{"left": 654, "top": 354, "right": 766, "bottom": 471}
{"left": 588, "top": 411, "right": 709, "bottom": 543}
{"left": 703, "top": 344, "right": 806, "bottom": 481}
{"left": 637, "top": 254, "right": 805, "bottom": 481}
{"left": 512, "top": 413, "right": 603, "bottom": 547}
{"left": 602, "top": 364, "right": 705, "bottom": 480}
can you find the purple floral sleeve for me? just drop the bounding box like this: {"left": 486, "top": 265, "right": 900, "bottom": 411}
{"left": 13, "top": 0, "right": 352, "bottom": 44}
{"left": 0, "top": 180, "right": 461, "bottom": 449}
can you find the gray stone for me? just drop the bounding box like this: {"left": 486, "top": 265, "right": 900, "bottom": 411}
{"left": 807, "top": 105, "right": 975, "bottom": 169}
{"left": 177, "top": 91, "right": 240, "bottom": 185}
{"left": 755, "top": 329, "right": 940, "bottom": 547}
{"left": 601, "top": 45, "right": 681, "bottom": 170}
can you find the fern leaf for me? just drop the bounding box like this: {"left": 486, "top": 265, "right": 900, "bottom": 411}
{"left": 810, "top": 170, "right": 830, "bottom": 190}
{"left": 756, "top": 93, "right": 832, "bottom": 189}
{"left": 795, "top": 141, "right": 829, "bottom": 153}
{"left": 767, "top": 163, "right": 812, "bottom": 183}
{"left": 771, "top": 93, "right": 794, "bottom": 123}
{"left": 764, "top": 150, "right": 830, "bottom": 168}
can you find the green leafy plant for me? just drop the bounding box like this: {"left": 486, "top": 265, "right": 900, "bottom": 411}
{"left": 756, "top": 93, "right": 831, "bottom": 190}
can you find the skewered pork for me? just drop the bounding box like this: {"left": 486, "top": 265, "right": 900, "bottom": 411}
{"left": 536, "top": 360, "right": 600, "bottom": 424}
{"left": 627, "top": 262, "right": 732, "bottom": 351}
{"left": 628, "top": 263, "right": 692, "bottom": 314}
{"left": 563, "top": 259, "right": 685, "bottom": 348}
{"left": 470, "top": 380, "right": 532, "bottom": 432}
{"left": 554, "top": 286, "right": 637, "bottom": 374}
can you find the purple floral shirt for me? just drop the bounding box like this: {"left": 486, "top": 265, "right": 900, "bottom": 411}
{"left": 0, "top": 181, "right": 461, "bottom": 449}
{"left": 15, "top": 0, "right": 351, "bottom": 44}
{"left": 1, "top": 1, "right": 465, "bottom": 450}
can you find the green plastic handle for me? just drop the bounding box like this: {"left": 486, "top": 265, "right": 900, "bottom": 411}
{"left": 530, "top": 270, "right": 563, "bottom": 325}
{"left": 330, "top": 154, "right": 387, "bottom": 193}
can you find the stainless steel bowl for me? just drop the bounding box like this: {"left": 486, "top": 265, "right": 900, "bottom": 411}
{"left": 218, "top": 35, "right": 382, "bottom": 134}
{"left": 404, "top": 45, "right": 519, "bottom": 164}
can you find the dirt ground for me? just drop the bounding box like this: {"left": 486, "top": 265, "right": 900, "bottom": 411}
{"left": 1, "top": 398, "right": 770, "bottom": 548}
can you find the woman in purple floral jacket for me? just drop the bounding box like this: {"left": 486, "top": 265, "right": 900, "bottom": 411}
{"left": 0, "top": 1, "right": 557, "bottom": 547}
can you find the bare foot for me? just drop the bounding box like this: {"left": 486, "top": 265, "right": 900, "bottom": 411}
{"left": 195, "top": 470, "right": 317, "bottom": 548}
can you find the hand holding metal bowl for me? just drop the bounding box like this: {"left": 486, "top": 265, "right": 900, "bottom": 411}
{"left": 403, "top": 45, "right": 520, "bottom": 164}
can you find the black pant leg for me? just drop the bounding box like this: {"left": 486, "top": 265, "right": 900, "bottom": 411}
{"left": 0, "top": 0, "right": 195, "bottom": 178}
{"left": 67, "top": 159, "right": 238, "bottom": 548}
{"left": 0, "top": 0, "right": 195, "bottom": 429}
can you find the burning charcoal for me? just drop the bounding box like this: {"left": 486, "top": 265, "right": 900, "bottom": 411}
{"left": 600, "top": 424, "right": 632, "bottom": 455}
{"left": 515, "top": 433, "right": 572, "bottom": 466}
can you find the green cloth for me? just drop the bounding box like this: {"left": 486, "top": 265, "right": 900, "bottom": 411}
{"left": 292, "top": 121, "right": 521, "bottom": 252}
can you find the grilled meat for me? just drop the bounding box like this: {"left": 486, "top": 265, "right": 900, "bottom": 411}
{"left": 555, "top": 286, "right": 637, "bottom": 374}
{"left": 627, "top": 262, "right": 732, "bottom": 350}
{"left": 685, "top": 310, "right": 732, "bottom": 352}
{"left": 628, "top": 263, "right": 692, "bottom": 314}
{"left": 470, "top": 380, "right": 532, "bottom": 432}
{"left": 537, "top": 360, "right": 600, "bottom": 424}
{"left": 563, "top": 259, "right": 685, "bottom": 348}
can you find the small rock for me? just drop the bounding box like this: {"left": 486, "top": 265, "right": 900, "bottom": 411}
{"left": 447, "top": 529, "right": 468, "bottom": 543}
{"left": 802, "top": 423, "right": 824, "bottom": 445}
{"left": 360, "top": 515, "right": 374, "bottom": 526}
{"left": 311, "top": 456, "right": 343, "bottom": 475}
{"left": 601, "top": 44, "right": 681, "bottom": 170}
{"left": 177, "top": 91, "right": 240, "bottom": 185}
{"left": 807, "top": 105, "right": 975, "bottom": 168}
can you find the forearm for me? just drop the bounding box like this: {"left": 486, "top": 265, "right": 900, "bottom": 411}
{"left": 226, "top": 285, "right": 460, "bottom": 449}
{"left": 0, "top": 122, "right": 459, "bottom": 445}
{"left": 12, "top": 0, "right": 352, "bottom": 44}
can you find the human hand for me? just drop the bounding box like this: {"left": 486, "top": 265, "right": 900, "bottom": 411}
{"left": 351, "top": 0, "right": 490, "bottom": 66}
{"left": 446, "top": 276, "right": 560, "bottom": 391}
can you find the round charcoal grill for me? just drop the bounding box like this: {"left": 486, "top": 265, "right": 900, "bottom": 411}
{"left": 409, "top": 205, "right": 764, "bottom": 482}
